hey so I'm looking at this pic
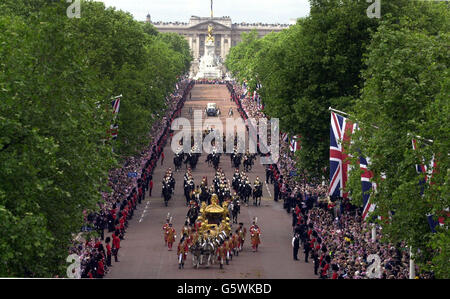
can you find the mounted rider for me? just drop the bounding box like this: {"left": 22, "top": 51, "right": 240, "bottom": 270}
{"left": 232, "top": 169, "right": 240, "bottom": 191}
{"left": 181, "top": 220, "right": 190, "bottom": 237}
{"left": 162, "top": 169, "right": 175, "bottom": 206}
{"left": 253, "top": 176, "right": 263, "bottom": 206}
{"left": 184, "top": 169, "right": 195, "bottom": 206}
{"left": 230, "top": 193, "right": 240, "bottom": 224}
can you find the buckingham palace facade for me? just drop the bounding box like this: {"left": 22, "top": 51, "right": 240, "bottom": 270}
{"left": 148, "top": 15, "right": 291, "bottom": 74}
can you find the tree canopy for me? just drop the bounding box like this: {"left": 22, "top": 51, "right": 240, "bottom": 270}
{"left": 226, "top": 0, "right": 449, "bottom": 278}
{"left": 0, "top": 0, "right": 191, "bottom": 277}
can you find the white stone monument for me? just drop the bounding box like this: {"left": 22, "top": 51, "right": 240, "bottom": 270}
{"left": 193, "top": 24, "right": 223, "bottom": 80}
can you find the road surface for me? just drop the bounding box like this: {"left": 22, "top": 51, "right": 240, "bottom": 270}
{"left": 106, "top": 84, "right": 315, "bottom": 279}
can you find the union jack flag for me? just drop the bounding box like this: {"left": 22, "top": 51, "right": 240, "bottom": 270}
{"left": 110, "top": 124, "right": 118, "bottom": 140}
{"left": 360, "top": 155, "right": 377, "bottom": 220}
{"left": 427, "top": 212, "right": 447, "bottom": 233}
{"left": 281, "top": 132, "right": 289, "bottom": 143}
{"left": 290, "top": 135, "right": 301, "bottom": 152}
{"left": 111, "top": 96, "right": 121, "bottom": 114}
{"left": 329, "top": 112, "right": 356, "bottom": 198}
{"left": 411, "top": 138, "right": 447, "bottom": 232}
{"left": 411, "top": 138, "right": 436, "bottom": 185}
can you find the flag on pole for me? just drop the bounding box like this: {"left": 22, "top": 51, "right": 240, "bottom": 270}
{"left": 411, "top": 138, "right": 436, "bottom": 185}
{"left": 281, "top": 132, "right": 289, "bottom": 143}
{"left": 360, "top": 155, "right": 377, "bottom": 220}
{"left": 110, "top": 124, "right": 118, "bottom": 140}
{"left": 289, "top": 135, "right": 301, "bottom": 152}
{"left": 427, "top": 209, "right": 449, "bottom": 233}
{"left": 329, "top": 112, "right": 356, "bottom": 198}
{"left": 411, "top": 138, "right": 447, "bottom": 232}
{"left": 111, "top": 96, "right": 121, "bottom": 115}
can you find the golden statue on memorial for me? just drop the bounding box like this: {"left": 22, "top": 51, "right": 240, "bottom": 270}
{"left": 205, "top": 0, "right": 215, "bottom": 43}
{"left": 206, "top": 24, "right": 215, "bottom": 43}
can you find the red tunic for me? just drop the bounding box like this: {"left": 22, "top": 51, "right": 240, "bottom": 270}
{"left": 113, "top": 235, "right": 120, "bottom": 249}
{"left": 97, "top": 260, "right": 105, "bottom": 276}
{"left": 321, "top": 263, "right": 329, "bottom": 277}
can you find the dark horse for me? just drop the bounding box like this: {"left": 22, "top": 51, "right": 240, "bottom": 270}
{"left": 186, "top": 206, "right": 199, "bottom": 226}
{"left": 230, "top": 199, "right": 240, "bottom": 224}
{"left": 173, "top": 153, "right": 184, "bottom": 171}
{"left": 162, "top": 182, "right": 173, "bottom": 207}
{"left": 185, "top": 153, "right": 199, "bottom": 170}
{"left": 212, "top": 153, "right": 221, "bottom": 170}
{"left": 243, "top": 154, "right": 256, "bottom": 172}
{"left": 253, "top": 184, "right": 263, "bottom": 206}
{"left": 232, "top": 153, "right": 242, "bottom": 169}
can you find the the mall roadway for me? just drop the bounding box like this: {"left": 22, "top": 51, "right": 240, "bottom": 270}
{"left": 106, "top": 84, "right": 315, "bottom": 279}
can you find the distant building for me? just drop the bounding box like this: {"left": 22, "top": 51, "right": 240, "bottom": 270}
{"left": 289, "top": 18, "right": 299, "bottom": 25}
{"left": 150, "top": 16, "right": 290, "bottom": 63}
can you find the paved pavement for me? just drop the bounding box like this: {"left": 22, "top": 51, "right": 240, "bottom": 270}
{"left": 106, "top": 84, "right": 315, "bottom": 279}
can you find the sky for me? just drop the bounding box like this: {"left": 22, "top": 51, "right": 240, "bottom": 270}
{"left": 99, "top": 0, "right": 311, "bottom": 24}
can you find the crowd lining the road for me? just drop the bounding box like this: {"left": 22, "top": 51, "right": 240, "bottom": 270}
{"left": 227, "top": 81, "right": 432, "bottom": 279}
{"left": 66, "top": 79, "right": 432, "bottom": 279}
{"left": 67, "top": 79, "right": 194, "bottom": 278}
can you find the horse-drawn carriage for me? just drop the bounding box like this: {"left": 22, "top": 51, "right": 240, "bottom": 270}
{"left": 189, "top": 194, "right": 231, "bottom": 268}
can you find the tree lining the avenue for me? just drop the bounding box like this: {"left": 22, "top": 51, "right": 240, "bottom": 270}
{"left": 0, "top": 0, "right": 192, "bottom": 277}
{"left": 226, "top": 0, "right": 449, "bottom": 278}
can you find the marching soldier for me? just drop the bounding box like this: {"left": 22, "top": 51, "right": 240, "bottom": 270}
{"left": 162, "top": 216, "right": 170, "bottom": 245}
{"left": 217, "top": 242, "right": 227, "bottom": 269}
{"left": 177, "top": 235, "right": 189, "bottom": 269}
{"left": 166, "top": 223, "right": 176, "bottom": 251}
{"left": 225, "top": 236, "right": 232, "bottom": 264}
{"left": 250, "top": 218, "right": 261, "bottom": 252}
{"left": 238, "top": 223, "right": 247, "bottom": 251}
{"left": 232, "top": 231, "right": 240, "bottom": 256}
{"left": 112, "top": 230, "right": 121, "bottom": 262}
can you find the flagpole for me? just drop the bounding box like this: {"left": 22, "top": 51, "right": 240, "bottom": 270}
{"left": 409, "top": 245, "right": 415, "bottom": 279}
{"left": 371, "top": 224, "right": 376, "bottom": 242}
{"left": 407, "top": 132, "right": 434, "bottom": 144}
{"left": 328, "top": 107, "right": 351, "bottom": 117}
